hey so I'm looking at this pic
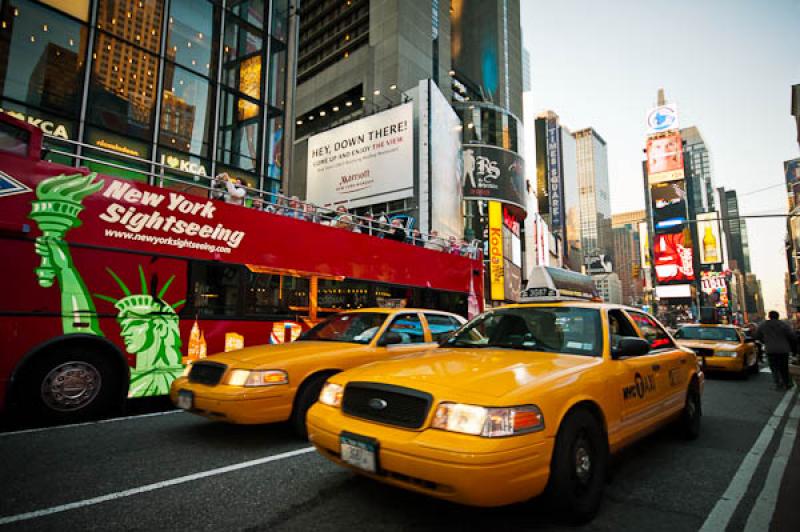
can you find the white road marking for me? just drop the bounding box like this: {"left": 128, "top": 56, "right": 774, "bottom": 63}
{"left": 0, "top": 446, "right": 315, "bottom": 525}
{"left": 744, "top": 401, "right": 800, "bottom": 531}
{"left": 699, "top": 389, "right": 796, "bottom": 532}
{"left": 0, "top": 410, "right": 182, "bottom": 438}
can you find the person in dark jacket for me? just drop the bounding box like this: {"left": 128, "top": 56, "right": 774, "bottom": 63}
{"left": 386, "top": 218, "right": 407, "bottom": 242}
{"left": 755, "top": 311, "right": 796, "bottom": 390}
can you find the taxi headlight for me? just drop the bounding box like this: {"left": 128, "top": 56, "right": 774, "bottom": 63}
{"left": 715, "top": 350, "right": 738, "bottom": 358}
{"left": 431, "top": 402, "right": 544, "bottom": 437}
{"left": 225, "top": 369, "right": 289, "bottom": 387}
{"left": 319, "top": 382, "right": 344, "bottom": 407}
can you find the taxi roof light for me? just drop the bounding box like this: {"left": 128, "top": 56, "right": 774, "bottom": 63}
{"left": 520, "top": 266, "right": 601, "bottom": 303}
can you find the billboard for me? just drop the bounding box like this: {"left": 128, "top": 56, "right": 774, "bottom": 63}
{"left": 785, "top": 158, "right": 800, "bottom": 210}
{"left": 701, "top": 271, "right": 729, "bottom": 306}
{"left": 427, "top": 81, "right": 464, "bottom": 237}
{"left": 306, "top": 103, "right": 414, "bottom": 208}
{"left": 646, "top": 104, "right": 679, "bottom": 135}
{"left": 654, "top": 231, "right": 695, "bottom": 283}
{"left": 545, "top": 118, "right": 564, "bottom": 233}
{"left": 646, "top": 132, "right": 684, "bottom": 183}
{"left": 639, "top": 221, "right": 651, "bottom": 268}
{"left": 655, "top": 284, "right": 692, "bottom": 299}
{"left": 696, "top": 212, "right": 723, "bottom": 265}
{"left": 463, "top": 145, "right": 526, "bottom": 210}
{"left": 488, "top": 201, "right": 505, "bottom": 300}
{"left": 650, "top": 181, "right": 687, "bottom": 231}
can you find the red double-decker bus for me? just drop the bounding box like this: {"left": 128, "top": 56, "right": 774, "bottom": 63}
{"left": 0, "top": 114, "right": 483, "bottom": 424}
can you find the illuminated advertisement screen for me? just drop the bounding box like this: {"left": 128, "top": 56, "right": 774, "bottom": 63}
{"left": 463, "top": 145, "right": 526, "bottom": 210}
{"left": 701, "top": 272, "right": 729, "bottom": 306}
{"left": 785, "top": 158, "right": 800, "bottom": 210}
{"left": 650, "top": 181, "right": 687, "bottom": 231}
{"left": 647, "top": 132, "right": 684, "bottom": 183}
{"left": 488, "top": 201, "right": 505, "bottom": 301}
{"left": 696, "top": 212, "right": 723, "bottom": 265}
{"left": 646, "top": 104, "right": 679, "bottom": 135}
{"left": 654, "top": 231, "right": 695, "bottom": 283}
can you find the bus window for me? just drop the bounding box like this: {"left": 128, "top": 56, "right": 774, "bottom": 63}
{"left": 243, "top": 271, "right": 309, "bottom": 317}
{"left": 188, "top": 262, "right": 243, "bottom": 317}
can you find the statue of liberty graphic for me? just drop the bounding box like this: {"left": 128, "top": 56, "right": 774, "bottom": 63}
{"left": 30, "top": 173, "right": 185, "bottom": 399}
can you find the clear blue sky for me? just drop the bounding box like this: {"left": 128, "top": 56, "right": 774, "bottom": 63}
{"left": 521, "top": 0, "right": 800, "bottom": 315}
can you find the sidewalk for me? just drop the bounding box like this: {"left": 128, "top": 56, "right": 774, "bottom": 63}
{"left": 772, "top": 364, "right": 800, "bottom": 532}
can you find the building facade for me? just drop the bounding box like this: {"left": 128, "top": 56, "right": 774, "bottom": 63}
{"left": 574, "top": 127, "right": 612, "bottom": 265}
{"left": 612, "top": 210, "right": 646, "bottom": 306}
{"left": 592, "top": 272, "right": 622, "bottom": 304}
{"left": 681, "top": 126, "right": 714, "bottom": 215}
{"left": 0, "top": 0, "right": 292, "bottom": 195}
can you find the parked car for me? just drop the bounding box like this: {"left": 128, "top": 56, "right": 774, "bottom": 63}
{"left": 170, "top": 308, "right": 465, "bottom": 436}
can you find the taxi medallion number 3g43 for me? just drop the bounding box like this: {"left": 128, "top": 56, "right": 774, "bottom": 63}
{"left": 340, "top": 433, "right": 378, "bottom": 473}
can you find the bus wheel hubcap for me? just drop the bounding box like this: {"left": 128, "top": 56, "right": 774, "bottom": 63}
{"left": 41, "top": 362, "right": 101, "bottom": 412}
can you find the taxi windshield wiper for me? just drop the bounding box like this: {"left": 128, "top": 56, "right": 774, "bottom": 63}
{"left": 488, "top": 342, "right": 554, "bottom": 352}
{"left": 447, "top": 339, "right": 491, "bottom": 348}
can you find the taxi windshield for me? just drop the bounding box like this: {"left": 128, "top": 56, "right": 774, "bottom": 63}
{"left": 445, "top": 307, "right": 603, "bottom": 356}
{"left": 298, "top": 312, "right": 388, "bottom": 344}
{"left": 675, "top": 326, "right": 739, "bottom": 342}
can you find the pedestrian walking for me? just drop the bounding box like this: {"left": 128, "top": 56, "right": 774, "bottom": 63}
{"left": 755, "top": 310, "right": 796, "bottom": 390}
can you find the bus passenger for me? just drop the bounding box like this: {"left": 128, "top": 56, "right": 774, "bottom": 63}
{"left": 424, "top": 230, "right": 446, "bottom": 251}
{"left": 386, "top": 218, "right": 407, "bottom": 242}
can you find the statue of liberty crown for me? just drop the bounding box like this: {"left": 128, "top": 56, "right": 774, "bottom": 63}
{"left": 95, "top": 265, "right": 185, "bottom": 315}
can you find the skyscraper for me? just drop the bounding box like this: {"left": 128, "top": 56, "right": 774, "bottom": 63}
{"left": 681, "top": 126, "right": 715, "bottom": 215}
{"left": 574, "top": 127, "right": 612, "bottom": 264}
{"left": 718, "top": 187, "right": 751, "bottom": 274}
{"left": 612, "top": 210, "right": 647, "bottom": 306}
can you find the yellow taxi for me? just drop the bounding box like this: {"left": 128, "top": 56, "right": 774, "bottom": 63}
{"left": 306, "top": 267, "right": 703, "bottom": 522}
{"left": 674, "top": 324, "right": 758, "bottom": 375}
{"left": 169, "top": 308, "right": 465, "bottom": 435}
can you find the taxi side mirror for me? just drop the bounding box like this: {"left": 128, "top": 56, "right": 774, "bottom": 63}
{"left": 378, "top": 331, "right": 404, "bottom": 347}
{"left": 437, "top": 331, "right": 456, "bottom": 346}
{"left": 612, "top": 337, "right": 651, "bottom": 359}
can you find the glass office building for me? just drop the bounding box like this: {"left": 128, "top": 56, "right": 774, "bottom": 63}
{"left": 0, "top": 0, "right": 291, "bottom": 194}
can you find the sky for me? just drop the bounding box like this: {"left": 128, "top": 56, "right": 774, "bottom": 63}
{"left": 521, "top": 0, "right": 800, "bottom": 315}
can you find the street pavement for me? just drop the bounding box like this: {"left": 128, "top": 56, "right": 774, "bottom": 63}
{"left": 0, "top": 369, "right": 797, "bottom": 531}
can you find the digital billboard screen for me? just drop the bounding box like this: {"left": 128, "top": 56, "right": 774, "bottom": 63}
{"left": 696, "top": 212, "right": 723, "bottom": 265}
{"left": 654, "top": 231, "right": 695, "bottom": 283}
{"left": 463, "top": 145, "right": 526, "bottom": 210}
{"left": 650, "top": 181, "right": 687, "bottom": 231}
{"left": 646, "top": 132, "right": 684, "bottom": 183}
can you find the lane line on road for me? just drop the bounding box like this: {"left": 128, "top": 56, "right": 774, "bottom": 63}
{"left": 0, "top": 446, "right": 315, "bottom": 525}
{"left": 698, "top": 388, "right": 795, "bottom": 532}
{"left": 744, "top": 399, "right": 800, "bottom": 531}
{"left": 0, "top": 410, "right": 182, "bottom": 438}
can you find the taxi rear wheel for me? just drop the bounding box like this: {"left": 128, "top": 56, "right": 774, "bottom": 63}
{"left": 290, "top": 373, "right": 335, "bottom": 439}
{"left": 545, "top": 408, "right": 608, "bottom": 524}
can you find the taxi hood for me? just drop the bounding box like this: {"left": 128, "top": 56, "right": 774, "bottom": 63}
{"left": 676, "top": 339, "right": 741, "bottom": 351}
{"left": 202, "top": 341, "right": 367, "bottom": 369}
{"left": 337, "top": 348, "right": 601, "bottom": 400}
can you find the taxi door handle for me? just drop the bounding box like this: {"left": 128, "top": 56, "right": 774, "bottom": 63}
{"left": 652, "top": 364, "right": 661, "bottom": 371}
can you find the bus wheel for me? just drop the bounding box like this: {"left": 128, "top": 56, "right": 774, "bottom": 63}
{"left": 290, "top": 373, "right": 334, "bottom": 439}
{"left": 18, "top": 346, "right": 123, "bottom": 424}
{"left": 545, "top": 408, "right": 608, "bottom": 524}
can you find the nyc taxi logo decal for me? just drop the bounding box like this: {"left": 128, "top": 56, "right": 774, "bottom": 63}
{"left": 623, "top": 372, "right": 656, "bottom": 400}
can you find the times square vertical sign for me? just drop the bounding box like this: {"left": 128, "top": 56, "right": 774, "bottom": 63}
{"left": 546, "top": 118, "right": 564, "bottom": 237}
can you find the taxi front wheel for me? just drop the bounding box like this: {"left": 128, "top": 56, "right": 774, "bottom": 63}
{"left": 679, "top": 385, "right": 701, "bottom": 440}
{"left": 545, "top": 408, "right": 608, "bottom": 524}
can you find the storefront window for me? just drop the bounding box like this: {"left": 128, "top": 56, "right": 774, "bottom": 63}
{"left": 96, "top": 0, "right": 164, "bottom": 54}
{"left": 217, "top": 88, "right": 260, "bottom": 173}
{"left": 156, "top": 147, "right": 211, "bottom": 198}
{"left": 159, "top": 64, "right": 213, "bottom": 157}
{"left": 84, "top": 126, "right": 150, "bottom": 182}
{"left": 166, "top": 0, "right": 216, "bottom": 76}
{"left": 0, "top": 0, "right": 87, "bottom": 118}
{"left": 88, "top": 33, "right": 159, "bottom": 141}
{"left": 266, "top": 115, "right": 283, "bottom": 179}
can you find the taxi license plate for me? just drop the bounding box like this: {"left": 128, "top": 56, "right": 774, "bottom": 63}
{"left": 177, "top": 390, "right": 193, "bottom": 410}
{"left": 340, "top": 432, "right": 378, "bottom": 473}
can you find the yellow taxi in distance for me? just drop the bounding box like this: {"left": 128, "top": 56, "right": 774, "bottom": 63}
{"left": 674, "top": 324, "right": 758, "bottom": 376}
{"left": 307, "top": 268, "right": 703, "bottom": 522}
{"left": 169, "top": 308, "right": 465, "bottom": 436}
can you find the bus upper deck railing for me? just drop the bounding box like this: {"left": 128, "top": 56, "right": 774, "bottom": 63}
{"left": 38, "top": 135, "right": 482, "bottom": 260}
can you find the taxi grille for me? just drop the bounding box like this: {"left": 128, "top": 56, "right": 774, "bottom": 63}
{"left": 188, "top": 361, "right": 227, "bottom": 385}
{"left": 342, "top": 382, "right": 432, "bottom": 429}
{"left": 695, "top": 348, "right": 715, "bottom": 358}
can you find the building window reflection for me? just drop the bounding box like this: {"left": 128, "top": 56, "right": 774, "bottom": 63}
{"left": 89, "top": 32, "right": 159, "bottom": 141}
{"left": 166, "top": 0, "right": 216, "bottom": 76}
{"left": 96, "top": 0, "right": 163, "bottom": 54}
{"left": 160, "top": 64, "right": 212, "bottom": 157}
{"left": 0, "top": 0, "right": 87, "bottom": 119}
{"left": 218, "top": 88, "right": 260, "bottom": 173}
